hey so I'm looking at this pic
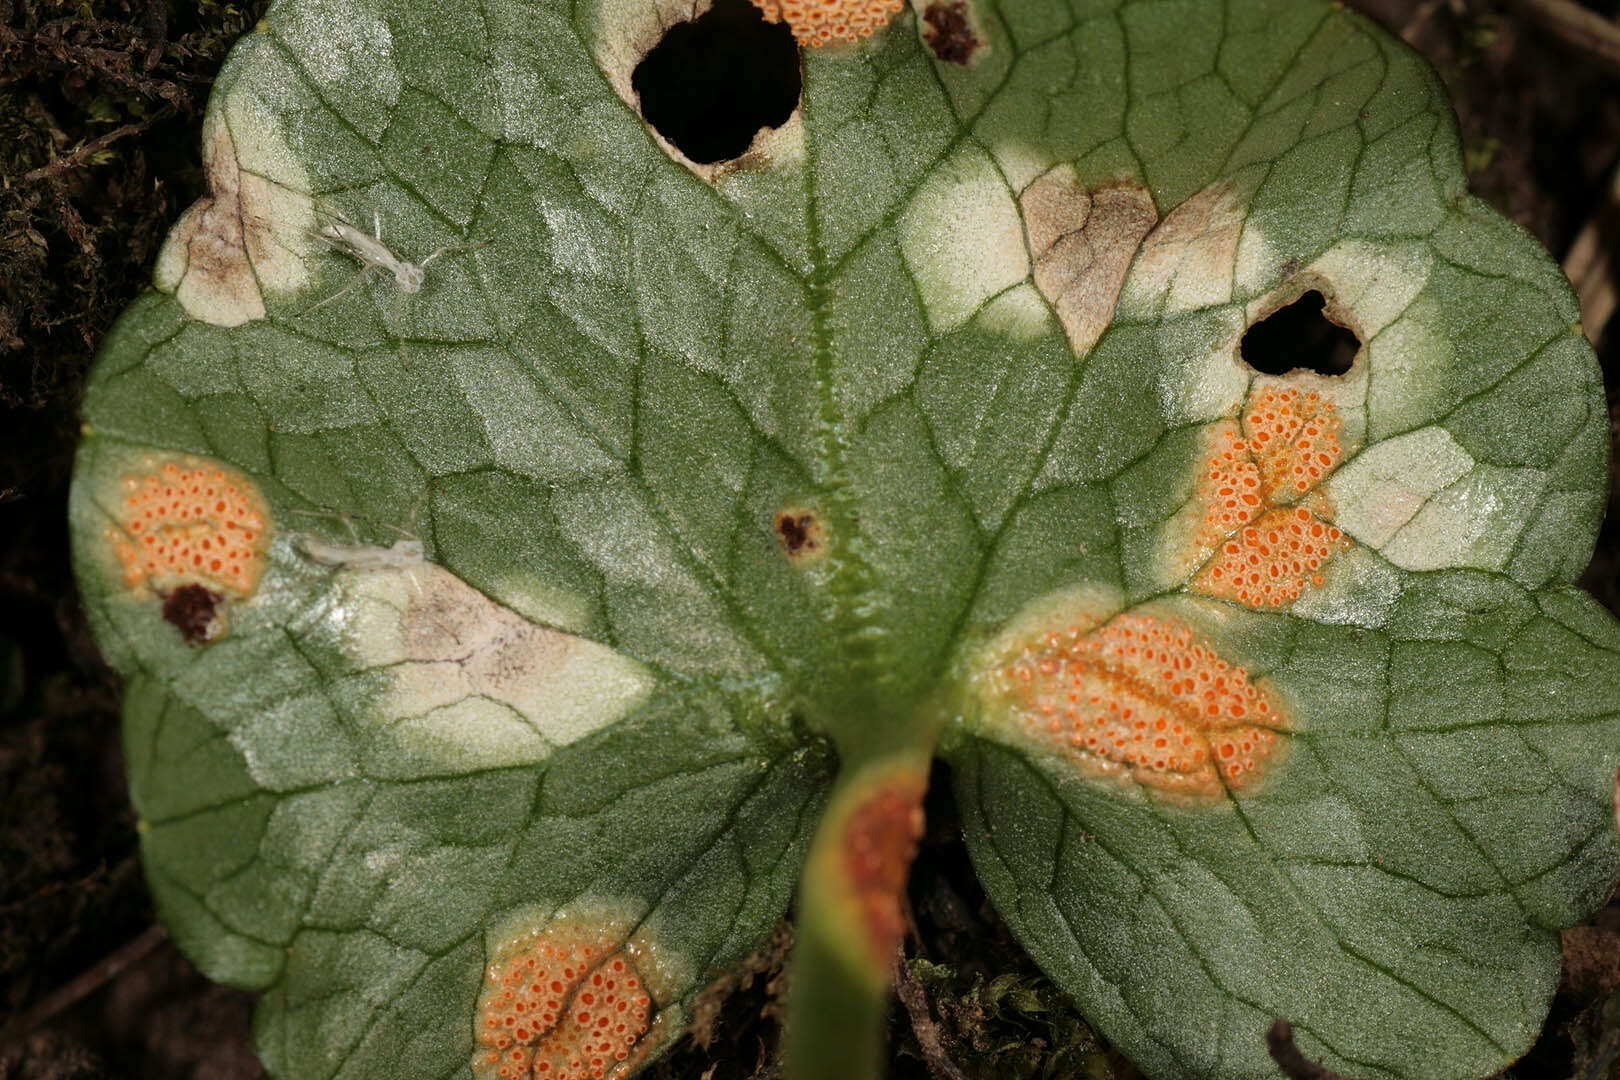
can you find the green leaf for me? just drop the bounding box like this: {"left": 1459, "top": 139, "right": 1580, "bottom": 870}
{"left": 68, "top": 0, "right": 1620, "bottom": 1077}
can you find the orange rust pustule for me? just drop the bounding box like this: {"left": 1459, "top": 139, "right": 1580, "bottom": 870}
{"left": 1242, "top": 385, "right": 1343, "bottom": 501}
{"left": 993, "top": 613, "right": 1287, "bottom": 797}
{"left": 1188, "top": 385, "right": 1348, "bottom": 609}
{"left": 842, "top": 777, "right": 926, "bottom": 968}
{"left": 747, "top": 0, "right": 905, "bottom": 46}
{"left": 113, "top": 461, "right": 269, "bottom": 597}
{"left": 475, "top": 933, "right": 653, "bottom": 1080}
{"left": 1193, "top": 506, "right": 1349, "bottom": 608}
{"left": 1195, "top": 425, "right": 1264, "bottom": 552}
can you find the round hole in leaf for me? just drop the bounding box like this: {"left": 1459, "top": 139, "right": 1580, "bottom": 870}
{"left": 631, "top": 0, "right": 801, "bottom": 165}
{"left": 1240, "top": 289, "right": 1360, "bottom": 376}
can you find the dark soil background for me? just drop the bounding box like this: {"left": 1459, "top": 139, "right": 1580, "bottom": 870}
{"left": 2, "top": 1, "right": 1619, "bottom": 1077}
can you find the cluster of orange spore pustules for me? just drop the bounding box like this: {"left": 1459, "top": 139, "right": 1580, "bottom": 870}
{"left": 996, "top": 613, "right": 1285, "bottom": 795}
{"left": 745, "top": 0, "right": 905, "bottom": 46}
{"left": 475, "top": 931, "right": 653, "bottom": 1080}
{"left": 1190, "top": 385, "right": 1349, "bottom": 609}
{"left": 113, "top": 461, "right": 269, "bottom": 596}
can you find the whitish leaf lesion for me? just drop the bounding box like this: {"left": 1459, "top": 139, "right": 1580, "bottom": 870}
{"left": 298, "top": 549, "right": 656, "bottom": 775}
{"left": 153, "top": 103, "right": 314, "bottom": 328}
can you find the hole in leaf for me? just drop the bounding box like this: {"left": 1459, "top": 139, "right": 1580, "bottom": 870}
{"left": 1240, "top": 290, "right": 1360, "bottom": 377}
{"left": 631, "top": 0, "right": 801, "bottom": 165}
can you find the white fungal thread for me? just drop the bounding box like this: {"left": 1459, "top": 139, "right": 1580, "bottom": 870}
{"left": 298, "top": 533, "right": 426, "bottom": 569}
{"left": 290, "top": 503, "right": 427, "bottom": 571}
{"left": 298, "top": 207, "right": 486, "bottom": 358}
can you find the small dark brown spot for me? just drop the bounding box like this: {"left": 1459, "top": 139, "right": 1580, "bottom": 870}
{"left": 777, "top": 513, "right": 815, "bottom": 551}
{"left": 161, "top": 583, "right": 227, "bottom": 645}
{"left": 775, "top": 507, "right": 824, "bottom": 560}
{"left": 922, "top": 1, "right": 981, "bottom": 64}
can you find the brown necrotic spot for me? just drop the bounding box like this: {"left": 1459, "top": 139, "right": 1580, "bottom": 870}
{"left": 632, "top": 0, "right": 801, "bottom": 166}
{"left": 1241, "top": 289, "right": 1361, "bottom": 377}
{"left": 775, "top": 507, "right": 824, "bottom": 561}
{"left": 1021, "top": 170, "right": 1158, "bottom": 357}
{"left": 921, "top": 1, "right": 982, "bottom": 64}
{"left": 160, "top": 584, "right": 227, "bottom": 646}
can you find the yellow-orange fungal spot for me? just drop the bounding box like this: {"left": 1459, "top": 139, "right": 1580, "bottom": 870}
{"left": 1190, "top": 506, "right": 1350, "bottom": 609}
{"left": 111, "top": 461, "right": 270, "bottom": 597}
{"left": 1184, "top": 385, "right": 1349, "bottom": 609}
{"left": 474, "top": 929, "right": 654, "bottom": 1080}
{"left": 746, "top": 0, "right": 904, "bottom": 45}
{"left": 842, "top": 774, "right": 927, "bottom": 969}
{"left": 1241, "top": 385, "right": 1343, "bottom": 503}
{"left": 989, "top": 612, "right": 1288, "bottom": 797}
{"left": 1193, "top": 424, "right": 1264, "bottom": 554}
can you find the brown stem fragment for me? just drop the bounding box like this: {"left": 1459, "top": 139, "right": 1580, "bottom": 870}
{"left": 1502, "top": 0, "right": 1620, "bottom": 79}
{"left": 19, "top": 105, "right": 174, "bottom": 183}
{"left": 894, "top": 959, "right": 968, "bottom": 1080}
{"left": 0, "top": 924, "right": 169, "bottom": 1051}
{"left": 1266, "top": 1019, "right": 1352, "bottom": 1080}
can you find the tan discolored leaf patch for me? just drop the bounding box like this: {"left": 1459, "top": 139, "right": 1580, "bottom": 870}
{"left": 1122, "top": 182, "right": 1252, "bottom": 314}
{"left": 1020, "top": 169, "right": 1158, "bottom": 357}
{"left": 314, "top": 554, "right": 656, "bottom": 773}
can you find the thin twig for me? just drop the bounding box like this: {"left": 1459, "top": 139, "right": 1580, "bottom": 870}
{"left": 1564, "top": 158, "right": 1620, "bottom": 345}
{"left": 1502, "top": 0, "right": 1620, "bottom": 80}
{"left": 17, "top": 104, "right": 173, "bottom": 184}
{"left": 894, "top": 959, "right": 969, "bottom": 1080}
{"left": 0, "top": 924, "right": 168, "bottom": 1051}
{"left": 1266, "top": 1020, "right": 1352, "bottom": 1080}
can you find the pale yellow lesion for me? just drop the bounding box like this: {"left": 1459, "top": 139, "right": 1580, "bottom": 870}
{"left": 315, "top": 557, "right": 655, "bottom": 773}
{"left": 153, "top": 86, "right": 314, "bottom": 328}
{"left": 898, "top": 145, "right": 1030, "bottom": 334}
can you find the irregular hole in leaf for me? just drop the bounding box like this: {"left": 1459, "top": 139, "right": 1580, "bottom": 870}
{"left": 1240, "top": 289, "right": 1360, "bottom": 376}
{"left": 1021, "top": 171, "right": 1158, "bottom": 356}
{"left": 631, "top": 0, "right": 801, "bottom": 166}
{"left": 161, "top": 583, "right": 227, "bottom": 645}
